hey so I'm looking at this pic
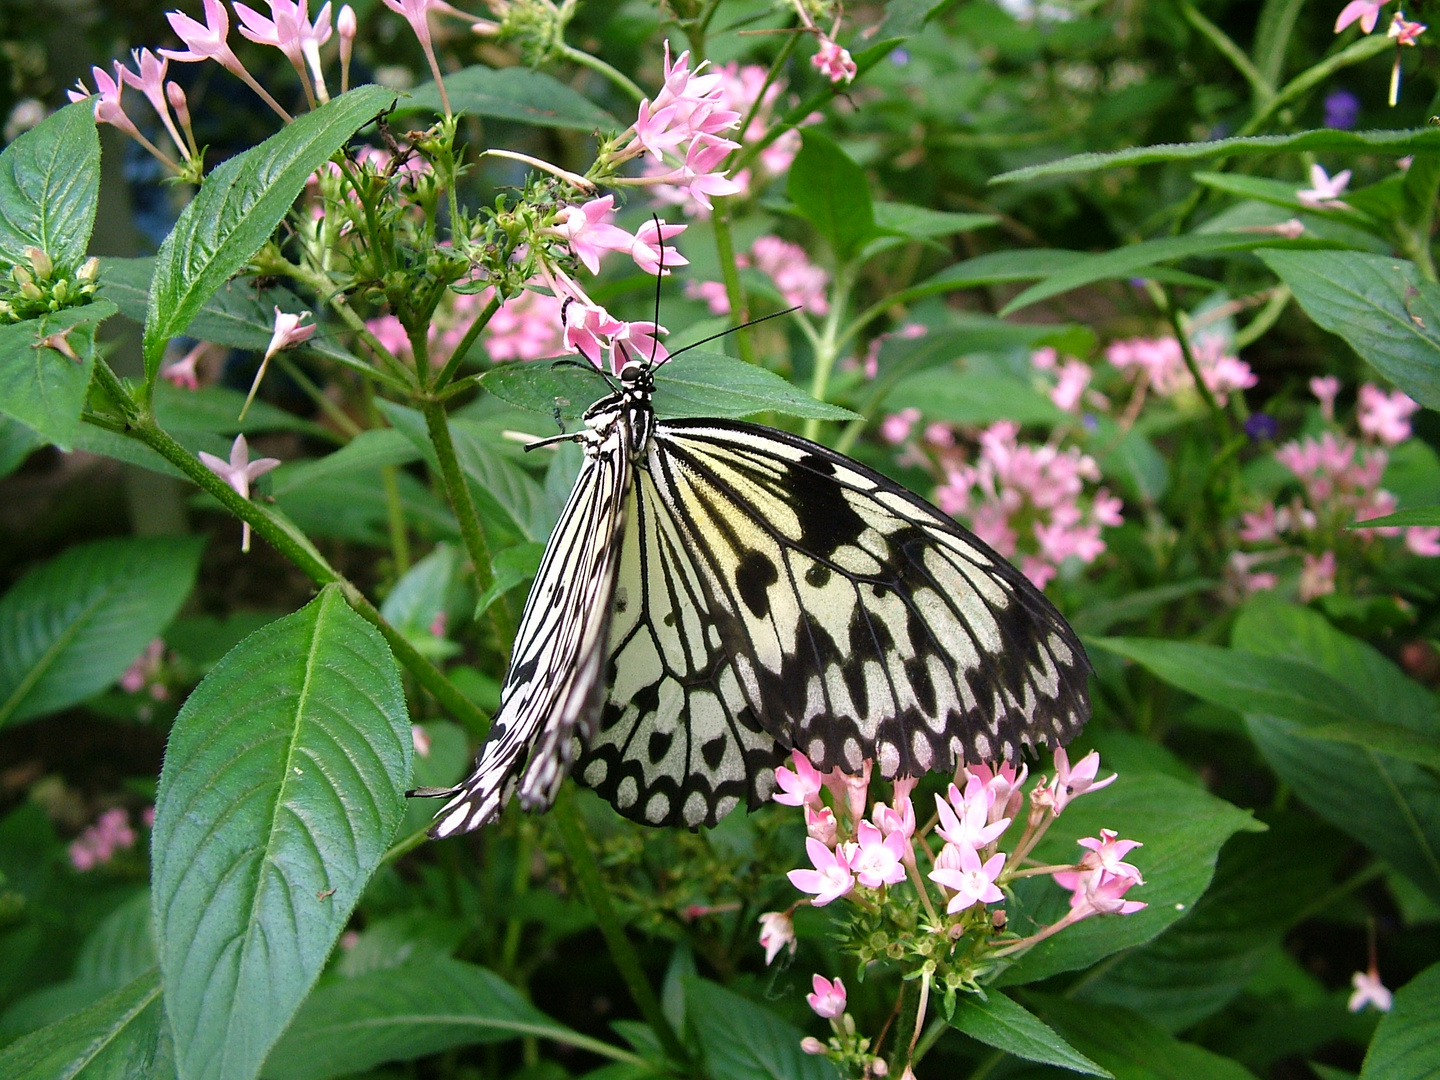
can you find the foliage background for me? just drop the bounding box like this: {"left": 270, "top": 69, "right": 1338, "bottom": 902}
{"left": 1, "top": 0, "right": 1440, "bottom": 1078}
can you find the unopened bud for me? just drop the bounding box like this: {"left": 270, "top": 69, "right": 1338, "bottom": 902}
{"left": 12, "top": 264, "right": 33, "bottom": 286}
{"left": 338, "top": 3, "right": 356, "bottom": 40}
{"left": 871, "top": 1059, "right": 889, "bottom": 1077}
{"left": 25, "top": 246, "right": 52, "bottom": 279}
{"left": 948, "top": 923, "right": 964, "bottom": 940}
{"left": 992, "top": 908, "right": 1007, "bottom": 931}
{"left": 800, "top": 1037, "right": 826, "bottom": 1055}
{"left": 166, "top": 81, "right": 191, "bottom": 126}
{"left": 19, "top": 281, "right": 42, "bottom": 301}
{"left": 78, "top": 257, "right": 100, "bottom": 283}
{"left": 52, "top": 280, "right": 68, "bottom": 302}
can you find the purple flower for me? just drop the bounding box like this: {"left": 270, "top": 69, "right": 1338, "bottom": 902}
{"left": 1324, "top": 88, "right": 1361, "bottom": 129}
{"left": 1244, "top": 413, "right": 1279, "bottom": 442}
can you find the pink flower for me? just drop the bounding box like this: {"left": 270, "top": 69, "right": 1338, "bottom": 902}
{"left": 161, "top": 343, "right": 205, "bottom": 390}
{"left": 1310, "top": 375, "right": 1341, "bottom": 421}
{"left": 1051, "top": 747, "right": 1115, "bottom": 814}
{"left": 1406, "top": 526, "right": 1440, "bottom": 555}
{"left": 1031, "top": 346, "right": 1058, "bottom": 370}
{"left": 1075, "top": 829, "right": 1144, "bottom": 883}
{"left": 1348, "top": 969, "right": 1393, "bottom": 1012}
{"left": 411, "top": 724, "right": 432, "bottom": 758}
{"left": 807, "top": 975, "right": 847, "bottom": 1019}
{"left": 1063, "top": 868, "right": 1147, "bottom": 916}
{"left": 70, "top": 64, "right": 141, "bottom": 141}
{"left": 234, "top": 0, "right": 334, "bottom": 100}
{"left": 1299, "top": 550, "right": 1337, "bottom": 601}
{"left": 69, "top": 808, "right": 138, "bottom": 871}
{"left": 881, "top": 408, "right": 920, "bottom": 445}
{"left": 1051, "top": 360, "right": 1091, "bottom": 412}
{"left": 676, "top": 134, "right": 744, "bottom": 211}
{"left": 562, "top": 303, "right": 625, "bottom": 367}
{"left": 631, "top": 218, "right": 688, "bottom": 276}
{"left": 872, "top": 797, "right": 916, "bottom": 842}
{"left": 758, "top": 911, "right": 797, "bottom": 965}
{"left": 162, "top": 0, "right": 240, "bottom": 67}
{"left": 805, "top": 805, "right": 838, "bottom": 846}
{"left": 924, "top": 422, "right": 954, "bottom": 447}
{"left": 825, "top": 763, "right": 872, "bottom": 826}
{"left": 811, "top": 36, "right": 857, "bottom": 83}
{"left": 788, "top": 837, "right": 855, "bottom": 906}
{"left": 929, "top": 843, "right": 1006, "bottom": 913}
{"left": 851, "top": 820, "right": 907, "bottom": 888}
{"left": 553, "top": 196, "right": 636, "bottom": 275}
{"left": 199, "top": 435, "right": 282, "bottom": 552}
{"left": 1389, "top": 11, "right": 1426, "bottom": 44}
{"left": 934, "top": 780, "right": 1010, "bottom": 850}
{"left": 749, "top": 236, "right": 830, "bottom": 314}
{"left": 610, "top": 320, "right": 670, "bottom": 371}
{"left": 119, "top": 49, "right": 188, "bottom": 160}
{"left": 265, "top": 306, "right": 317, "bottom": 360}
{"left": 774, "top": 749, "right": 824, "bottom": 808}
{"left": 484, "top": 289, "right": 564, "bottom": 361}
{"left": 685, "top": 279, "right": 731, "bottom": 315}
{"left": 966, "top": 761, "right": 1028, "bottom": 823}
{"left": 1296, "top": 164, "right": 1352, "bottom": 209}
{"left": 1358, "top": 384, "right": 1420, "bottom": 445}
{"left": 1336, "top": 0, "right": 1386, "bottom": 32}
{"left": 142, "top": 805, "right": 156, "bottom": 828}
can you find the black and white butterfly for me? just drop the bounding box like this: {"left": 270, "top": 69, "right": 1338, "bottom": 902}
{"left": 420, "top": 349, "right": 1092, "bottom": 838}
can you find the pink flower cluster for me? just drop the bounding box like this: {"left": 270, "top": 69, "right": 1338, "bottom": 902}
{"left": 618, "top": 46, "right": 743, "bottom": 215}
{"left": 69, "top": 808, "right": 139, "bottom": 871}
{"left": 932, "top": 421, "right": 1124, "bottom": 588}
{"left": 1231, "top": 378, "right": 1436, "bottom": 601}
{"left": 1105, "top": 333, "right": 1257, "bottom": 406}
{"left": 69, "top": 48, "right": 201, "bottom": 173}
{"left": 367, "top": 287, "right": 569, "bottom": 368}
{"left": 119, "top": 638, "right": 170, "bottom": 701}
{"left": 686, "top": 235, "right": 830, "bottom": 317}
{"left": 765, "top": 746, "right": 1142, "bottom": 1050}
{"left": 1031, "top": 346, "right": 1097, "bottom": 413}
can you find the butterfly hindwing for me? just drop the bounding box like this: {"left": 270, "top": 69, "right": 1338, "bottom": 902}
{"left": 576, "top": 467, "right": 786, "bottom": 828}
{"left": 638, "top": 419, "right": 1091, "bottom": 782}
{"left": 429, "top": 425, "right": 631, "bottom": 838}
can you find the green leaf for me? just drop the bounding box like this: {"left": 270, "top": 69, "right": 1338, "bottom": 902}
{"left": 0, "top": 298, "right": 115, "bottom": 448}
{"left": 685, "top": 978, "right": 839, "bottom": 1080}
{"left": 1351, "top": 506, "right": 1440, "bottom": 527}
{"left": 0, "top": 100, "right": 99, "bottom": 269}
{"left": 1259, "top": 249, "right": 1440, "bottom": 409}
{"left": 478, "top": 353, "right": 859, "bottom": 422}
{"left": 1192, "top": 172, "right": 1382, "bottom": 231}
{"left": 949, "top": 993, "right": 1111, "bottom": 1076}
{"left": 1025, "top": 995, "right": 1261, "bottom": 1080}
{"left": 885, "top": 368, "right": 1067, "bottom": 426}
{"left": 872, "top": 203, "right": 997, "bottom": 240}
{"left": 1232, "top": 597, "right": 1440, "bottom": 903}
{"left": 263, "top": 957, "right": 616, "bottom": 1080}
{"left": 786, "top": 130, "right": 876, "bottom": 262}
{"left": 1070, "top": 580, "right": 1216, "bottom": 636}
{"left": 995, "top": 773, "right": 1261, "bottom": 987}
{"left": 0, "top": 969, "right": 172, "bottom": 1080}
{"left": 989, "top": 127, "right": 1440, "bottom": 185}
{"left": 1000, "top": 234, "right": 1331, "bottom": 315}
{"left": 0, "top": 414, "right": 44, "bottom": 478}
{"left": 153, "top": 382, "right": 331, "bottom": 439}
{"left": 143, "top": 84, "right": 395, "bottom": 379}
{"left": 152, "top": 586, "right": 410, "bottom": 1080}
{"left": 652, "top": 351, "right": 860, "bottom": 421}
{"left": 474, "top": 542, "right": 545, "bottom": 618}
{"left": 0, "top": 536, "right": 203, "bottom": 727}
{"left": 903, "top": 250, "right": 1216, "bottom": 307}
{"left": 1091, "top": 637, "right": 1440, "bottom": 770}
{"left": 99, "top": 257, "right": 361, "bottom": 368}
{"left": 1361, "top": 961, "right": 1440, "bottom": 1079}
{"left": 269, "top": 429, "right": 419, "bottom": 496}
{"left": 380, "top": 542, "right": 460, "bottom": 636}
{"left": 403, "top": 65, "right": 616, "bottom": 129}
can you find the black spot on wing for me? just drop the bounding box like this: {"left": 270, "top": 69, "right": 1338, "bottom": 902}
{"left": 735, "top": 550, "right": 778, "bottom": 619}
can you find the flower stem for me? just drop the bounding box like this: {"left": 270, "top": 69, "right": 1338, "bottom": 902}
{"left": 558, "top": 42, "right": 645, "bottom": 102}
{"left": 434, "top": 290, "right": 502, "bottom": 390}
{"left": 550, "top": 790, "right": 690, "bottom": 1068}
{"left": 711, "top": 202, "right": 756, "bottom": 365}
{"left": 803, "top": 262, "right": 855, "bottom": 441}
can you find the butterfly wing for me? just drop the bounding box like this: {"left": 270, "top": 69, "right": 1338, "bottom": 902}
{"left": 631, "top": 418, "right": 1090, "bottom": 785}
{"left": 576, "top": 466, "right": 787, "bottom": 828}
{"left": 429, "top": 425, "right": 631, "bottom": 839}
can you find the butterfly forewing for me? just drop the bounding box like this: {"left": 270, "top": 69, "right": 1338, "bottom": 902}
{"left": 429, "top": 419, "right": 632, "bottom": 839}
{"left": 636, "top": 419, "right": 1090, "bottom": 782}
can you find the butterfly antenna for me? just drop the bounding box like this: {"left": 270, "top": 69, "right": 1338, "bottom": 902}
{"left": 666, "top": 305, "right": 803, "bottom": 361}
{"left": 649, "top": 212, "right": 665, "bottom": 369}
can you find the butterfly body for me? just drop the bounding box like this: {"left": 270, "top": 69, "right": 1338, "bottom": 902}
{"left": 428, "top": 358, "right": 1091, "bottom": 838}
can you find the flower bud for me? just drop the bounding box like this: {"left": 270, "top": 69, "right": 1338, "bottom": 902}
{"left": 805, "top": 805, "right": 837, "bottom": 846}
{"left": 19, "top": 281, "right": 43, "bottom": 301}
{"left": 78, "top": 256, "right": 100, "bottom": 283}
{"left": 992, "top": 908, "right": 1007, "bottom": 931}
{"left": 338, "top": 4, "right": 356, "bottom": 41}
{"left": 25, "top": 246, "right": 52, "bottom": 279}
{"left": 800, "top": 1038, "right": 827, "bottom": 1055}
{"left": 871, "top": 1058, "right": 889, "bottom": 1077}
{"left": 12, "top": 264, "right": 33, "bottom": 286}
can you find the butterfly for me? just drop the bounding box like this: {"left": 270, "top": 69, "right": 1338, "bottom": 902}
{"left": 420, "top": 349, "right": 1092, "bottom": 838}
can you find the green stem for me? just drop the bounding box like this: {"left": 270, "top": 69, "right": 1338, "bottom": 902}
{"left": 435, "top": 291, "right": 502, "bottom": 390}
{"left": 911, "top": 1016, "right": 948, "bottom": 1065}
{"left": 711, "top": 201, "right": 756, "bottom": 365}
{"left": 888, "top": 976, "right": 923, "bottom": 1076}
{"left": 1233, "top": 285, "right": 1291, "bottom": 349}
{"left": 381, "top": 464, "right": 412, "bottom": 573}
{"left": 1179, "top": 0, "right": 1273, "bottom": 105}
{"left": 1162, "top": 291, "right": 1226, "bottom": 431}
{"left": 802, "top": 262, "right": 856, "bottom": 441}
{"left": 1238, "top": 33, "right": 1392, "bottom": 136}
{"left": 558, "top": 42, "right": 645, "bottom": 102}
{"left": 736, "top": 31, "right": 801, "bottom": 141}
{"left": 550, "top": 791, "right": 689, "bottom": 1067}
{"left": 86, "top": 409, "right": 490, "bottom": 735}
